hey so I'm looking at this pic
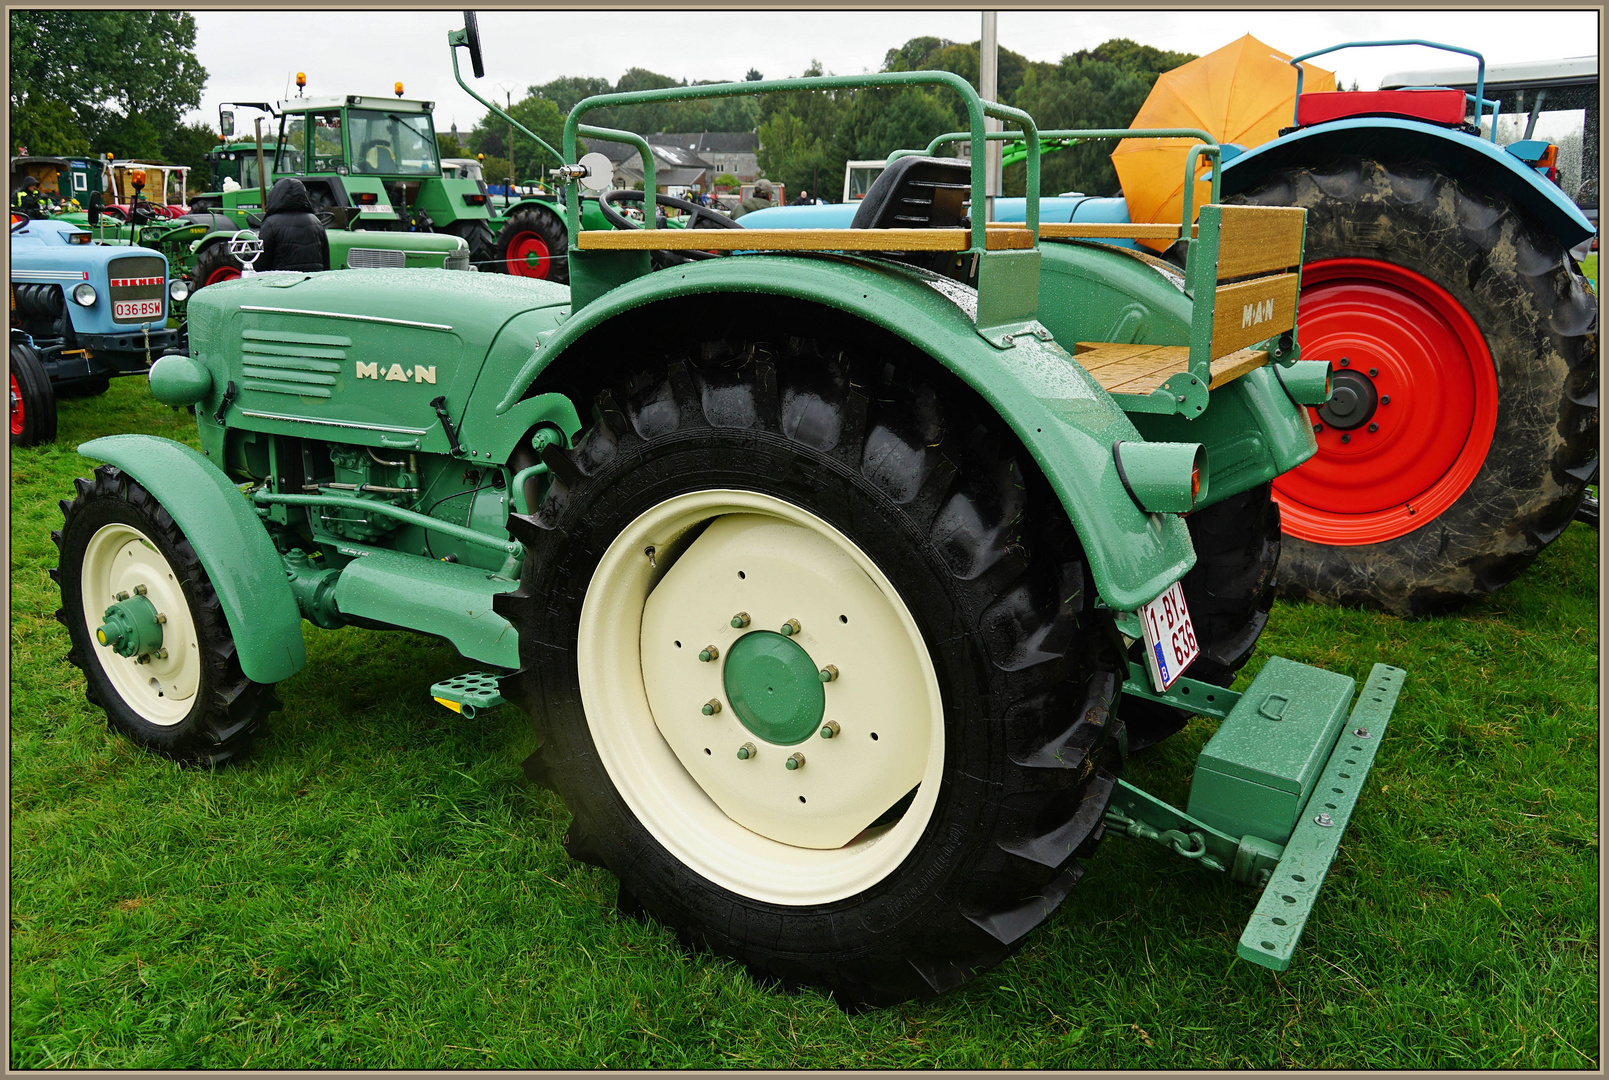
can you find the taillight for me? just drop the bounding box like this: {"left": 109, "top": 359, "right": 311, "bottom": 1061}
{"left": 1190, "top": 463, "right": 1201, "bottom": 505}
{"left": 462, "top": 193, "right": 487, "bottom": 206}
{"left": 353, "top": 191, "right": 379, "bottom": 205}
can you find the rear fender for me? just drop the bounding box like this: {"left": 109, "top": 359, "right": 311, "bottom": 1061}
{"left": 1221, "top": 119, "right": 1594, "bottom": 248}
{"left": 501, "top": 255, "right": 1197, "bottom": 612}
{"left": 76, "top": 434, "right": 306, "bottom": 684}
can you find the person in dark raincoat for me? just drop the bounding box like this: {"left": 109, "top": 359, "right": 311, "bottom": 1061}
{"left": 256, "top": 177, "right": 329, "bottom": 273}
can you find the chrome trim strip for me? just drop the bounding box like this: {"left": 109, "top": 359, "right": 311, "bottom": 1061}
{"left": 238, "top": 409, "right": 430, "bottom": 435}
{"left": 239, "top": 305, "right": 454, "bottom": 331}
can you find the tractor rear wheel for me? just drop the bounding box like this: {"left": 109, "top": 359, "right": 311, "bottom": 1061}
{"left": 52, "top": 465, "right": 278, "bottom": 765}
{"left": 497, "top": 325, "right": 1122, "bottom": 1007}
{"left": 1120, "top": 482, "right": 1281, "bottom": 750}
{"left": 1232, "top": 158, "right": 1597, "bottom": 615}
{"left": 10, "top": 342, "right": 57, "bottom": 447}
{"left": 194, "top": 242, "right": 244, "bottom": 289}
{"left": 493, "top": 206, "right": 568, "bottom": 283}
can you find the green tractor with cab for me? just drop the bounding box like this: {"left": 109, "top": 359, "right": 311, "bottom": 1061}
{"left": 50, "top": 14, "right": 1406, "bottom": 1008}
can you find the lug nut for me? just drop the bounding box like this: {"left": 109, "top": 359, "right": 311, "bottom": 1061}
{"left": 1340, "top": 434, "right": 1350, "bottom": 444}
{"left": 818, "top": 665, "right": 838, "bottom": 683}
{"left": 1313, "top": 422, "right": 1324, "bottom": 434}
{"left": 702, "top": 699, "right": 722, "bottom": 716}
{"left": 698, "top": 645, "right": 719, "bottom": 662}
{"left": 116, "top": 591, "right": 129, "bottom": 601}
{"left": 133, "top": 584, "right": 147, "bottom": 596}
{"left": 1314, "top": 813, "right": 1334, "bottom": 828}
{"left": 737, "top": 743, "right": 757, "bottom": 760}
{"left": 730, "top": 612, "right": 750, "bottom": 629}
{"left": 156, "top": 649, "right": 169, "bottom": 660}
{"left": 1339, "top": 357, "right": 1350, "bottom": 368}
{"left": 1368, "top": 368, "right": 1379, "bottom": 378}
{"left": 780, "top": 618, "right": 800, "bottom": 637}
{"left": 137, "top": 654, "right": 151, "bottom": 665}
{"left": 1368, "top": 422, "right": 1379, "bottom": 433}
{"left": 1380, "top": 395, "right": 1391, "bottom": 405}
{"left": 785, "top": 752, "right": 805, "bottom": 771}
{"left": 820, "top": 721, "right": 840, "bottom": 739}
{"left": 155, "top": 613, "right": 167, "bottom": 624}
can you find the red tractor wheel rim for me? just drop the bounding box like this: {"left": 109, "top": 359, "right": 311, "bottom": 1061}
{"left": 1272, "top": 258, "right": 1498, "bottom": 546}
{"left": 204, "top": 264, "right": 240, "bottom": 286}
{"left": 10, "top": 372, "right": 23, "bottom": 436}
{"left": 506, "top": 231, "right": 551, "bottom": 279}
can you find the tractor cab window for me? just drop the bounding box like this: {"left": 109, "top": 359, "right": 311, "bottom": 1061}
{"left": 276, "top": 113, "right": 307, "bottom": 174}
{"left": 347, "top": 109, "right": 440, "bottom": 176}
{"left": 311, "top": 111, "right": 344, "bottom": 171}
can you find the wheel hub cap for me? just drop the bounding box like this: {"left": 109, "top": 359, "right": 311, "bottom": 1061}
{"left": 1316, "top": 369, "right": 1378, "bottom": 430}
{"left": 97, "top": 593, "right": 163, "bottom": 658}
{"left": 723, "top": 631, "right": 825, "bottom": 745}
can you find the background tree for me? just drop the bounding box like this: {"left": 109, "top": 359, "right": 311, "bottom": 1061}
{"left": 466, "top": 95, "right": 566, "bottom": 181}
{"left": 10, "top": 11, "right": 206, "bottom": 158}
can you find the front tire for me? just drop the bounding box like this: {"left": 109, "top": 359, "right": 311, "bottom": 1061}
{"left": 497, "top": 324, "right": 1123, "bottom": 1006}
{"left": 1233, "top": 158, "right": 1598, "bottom": 615}
{"left": 10, "top": 342, "right": 57, "bottom": 447}
{"left": 492, "top": 205, "right": 568, "bottom": 282}
{"left": 52, "top": 465, "right": 278, "bottom": 765}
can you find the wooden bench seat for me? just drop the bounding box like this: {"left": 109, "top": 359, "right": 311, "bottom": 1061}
{"left": 1073, "top": 341, "right": 1270, "bottom": 395}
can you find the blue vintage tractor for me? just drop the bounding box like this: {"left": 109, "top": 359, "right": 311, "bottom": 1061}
{"left": 10, "top": 213, "right": 185, "bottom": 445}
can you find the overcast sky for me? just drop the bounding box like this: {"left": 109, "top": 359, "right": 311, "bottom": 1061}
{"left": 189, "top": 9, "right": 1599, "bottom": 135}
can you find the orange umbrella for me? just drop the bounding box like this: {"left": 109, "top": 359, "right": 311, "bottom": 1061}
{"left": 1112, "top": 35, "right": 1335, "bottom": 248}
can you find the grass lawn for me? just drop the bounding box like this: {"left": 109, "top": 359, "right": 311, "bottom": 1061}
{"left": 9, "top": 378, "right": 1599, "bottom": 1069}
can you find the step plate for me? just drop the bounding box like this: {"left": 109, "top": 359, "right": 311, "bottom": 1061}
{"left": 431, "top": 672, "right": 505, "bottom": 719}
{"left": 1237, "top": 663, "right": 1406, "bottom": 971}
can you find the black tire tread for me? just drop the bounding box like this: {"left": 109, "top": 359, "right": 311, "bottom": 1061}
{"left": 10, "top": 341, "right": 57, "bottom": 447}
{"left": 1232, "top": 157, "right": 1597, "bottom": 615}
{"left": 492, "top": 204, "right": 569, "bottom": 283}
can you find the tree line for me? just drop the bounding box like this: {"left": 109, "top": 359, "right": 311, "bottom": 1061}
{"left": 11, "top": 10, "right": 1194, "bottom": 202}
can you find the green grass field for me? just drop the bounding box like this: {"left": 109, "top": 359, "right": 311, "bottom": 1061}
{"left": 10, "top": 379, "right": 1599, "bottom": 1069}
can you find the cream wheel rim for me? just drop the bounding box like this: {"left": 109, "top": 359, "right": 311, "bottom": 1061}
{"left": 578, "top": 490, "right": 945, "bottom": 906}
{"left": 80, "top": 522, "right": 201, "bottom": 726}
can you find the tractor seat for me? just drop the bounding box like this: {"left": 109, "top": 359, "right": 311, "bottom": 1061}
{"left": 851, "top": 155, "right": 972, "bottom": 274}
{"left": 361, "top": 142, "right": 398, "bottom": 173}
{"left": 1296, "top": 88, "right": 1467, "bottom": 128}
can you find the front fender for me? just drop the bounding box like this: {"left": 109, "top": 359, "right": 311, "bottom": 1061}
{"left": 76, "top": 435, "right": 306, "bottom": 684}
{"left": 507, "top": 255, "right": 1197, "bottom": 612}
{"left": 1222, "top": 118, "right": 1594, "bottom": 248}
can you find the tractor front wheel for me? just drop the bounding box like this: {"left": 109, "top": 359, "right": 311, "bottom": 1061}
{"left": 194, "top": 242, "right": 244, "bottom": 289}
{"left": 53, "top": 465, "right": 278, "bottom": 765}
{"left": 497, "top": 326, "right": 1122, "bottom": 1006}
{"left": 1233, "top": 158, "right": 1598, "bottom": 615}
{"left": 10, "top": 342, "right": 57, "bottom": 447}
{"left": 493, "top": 206, "right": 568, "bottom": 283}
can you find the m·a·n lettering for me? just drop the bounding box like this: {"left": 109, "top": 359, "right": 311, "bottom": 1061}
{"left": 356, "top": 362, "right": 437, "bottom": 383}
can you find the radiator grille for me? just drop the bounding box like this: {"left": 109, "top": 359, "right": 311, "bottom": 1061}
{"left": 346, "top": 247, "right": 407, "bottom": 269}
{"left": 108, "top": 255, "right": 165, "bottom": 323}
{"left": 238, "top": 328, "right": 352, "bottom": 398}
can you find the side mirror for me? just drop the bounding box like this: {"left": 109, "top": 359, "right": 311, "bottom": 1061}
{"left": 220, "top": 109, "right": 235, "bottom": 137}
{"left": 86, "top": 189, "right": 102, "bottom": 226}
{"left": 462, "top": 11, "right": 485, "bottom": 78}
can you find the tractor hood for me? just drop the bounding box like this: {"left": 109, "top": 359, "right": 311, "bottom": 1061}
{"left": 187, "top": 268, "right": 569, "bottom": 456}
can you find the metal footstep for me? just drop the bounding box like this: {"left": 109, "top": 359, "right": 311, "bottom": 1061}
{"left": 430, "top": 672, "right": 505, "bottom": 719}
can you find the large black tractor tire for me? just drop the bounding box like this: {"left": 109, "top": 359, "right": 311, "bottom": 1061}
{"left": 194, "top": 241, "right": 245, "bottom": 289}
{"left": 1120, "top": 482, "right": 1281, "bottom": 750}
{"left": 10, "top": 341, "right": 57, "bottom": 447}
{"left": 492, "top": 205, "right": 568, "bottom": 283}
{"left": 444, "top": 219, "right": 498, "bottom": 271}
{"left": 496, "top": 316, "right": 1124, "bottom": 1007}
{"left": 1231, "top": 157, "right": 1598, "bottom": 616}
{"left": 52, "top": 465, "right": 279, "bottom": 765}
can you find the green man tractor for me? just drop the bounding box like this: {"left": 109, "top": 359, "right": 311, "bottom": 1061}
{"left": 50, "top": 14, "right": 1406, "bottom": 1008}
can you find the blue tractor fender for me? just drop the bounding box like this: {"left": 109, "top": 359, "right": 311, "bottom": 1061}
{"left": 497, "top": 253, "right": 1198, "bottom": 613}
{"left": 76, "top": 434, "right": 308, "bottom": 685}
{"left": 1220, "top": 118, "right": 1595, "bottom": 249}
